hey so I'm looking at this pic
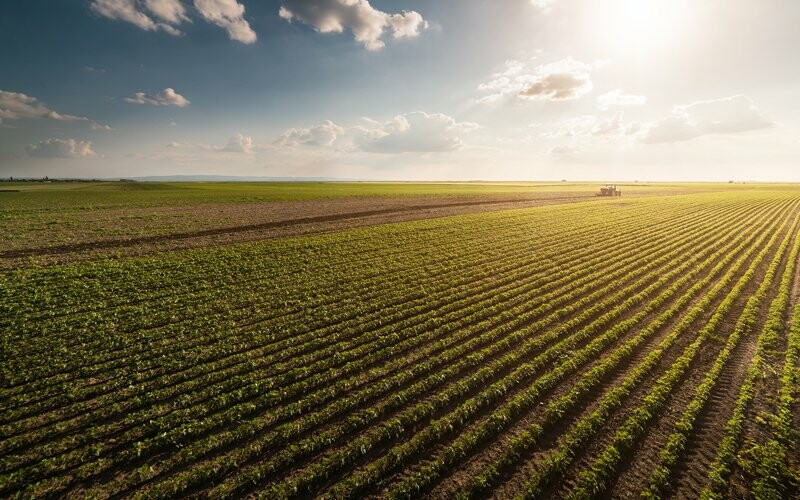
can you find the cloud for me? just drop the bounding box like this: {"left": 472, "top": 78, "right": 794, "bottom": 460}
{"left": 278, "top": 0, "right": 428, "bottom": 51}
{"left": 354, "top": 112, "right": 478, "bottom": 153}
{"left": 274, "top": 120, "right": 344, "bottom": 148}
{"left": 640, "top": 95, "right": 773, "bottom": 144}
{"left": 89, "top": 0, "right": 183, "bottom": 35}
{"left": 0, "top": 90, "right": 109, "bottom": 129}
{"left": 597, "top": 89, "right": 647, "bottom": 110}
{"left": 26, "top": 139, "right": 96, "bottom": 159}
{"left": 545, "top": 113, "right": 624, "bottom": 138}
{"left": 274, "top": 112, "right": 478, "bottom": 154}
{"left": 547, "top": 144, "right": 580, "bottom": 155}
{"left": 519, "top": 72, "right": 592, "bottom": 100}
{"left": 144, "top": 0, "right": 189, "bottom": 24}
{"left": 591, "top": 113, "right": 624, "bottom": 136}
{"left": 124, "top": 88, "right": 190, "bottom": 107}
{"left": 221, "top": 133, "right": 254, "bottom": 153}
{"left": 542, "top": 113, "right": 628, "bottom": 156}
{"left": 167, "top": 133, "right": 256, "bottom": 153}
{"left": 478, "top": 57, "right": 595, "bottom": 104}
{"left": 193, "top": 0, "right": 256, "bottom": 44}
{"left": 90, "top": 0, "right": 255, "bottom": 43}
{"left": 83, "top": 66, "right": 107, "bottom": 74}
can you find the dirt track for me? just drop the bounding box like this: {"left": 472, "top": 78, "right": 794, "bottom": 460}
{"left": 1, "top": 193, "right": 598, "bottom": 269}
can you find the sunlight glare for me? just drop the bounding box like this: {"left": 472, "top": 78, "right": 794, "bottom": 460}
{"left": 593, "top": 0, "right": 693, "bottom": 57}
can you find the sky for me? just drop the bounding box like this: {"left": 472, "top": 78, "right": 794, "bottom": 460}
{"left": 1, "top": 0, "right": 799, "bottom": 181}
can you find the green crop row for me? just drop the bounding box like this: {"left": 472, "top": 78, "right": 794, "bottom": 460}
{"left": 133, "top": 198, "right": 744, "bottom": 500}
{"left": 2, "top": 191, "right": 798, "bottom": 498}
{"left": 1, "top": 197, "right": 724, "bottom": 494}
{"left": 0, "top": 199, "right": 703, "bottom": 451}
{"left": 515, "top": 199, "right": 796, "bottom": 498}
{"left": 448, "top": 197, "right": 788, "bottom": 499}
{"left": 562, "top": 203, "right": 798, "bottom": 499}
{"left": 696, "top": 211, "right": 800, "bottom": 499}
{"left": 371, "top": 197, "right": 782, "bottom": 499}
{"left": 642, "top": 204, "right": 800, "bottom": 498}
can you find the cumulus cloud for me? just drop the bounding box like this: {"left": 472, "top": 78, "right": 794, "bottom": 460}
{"left": 274, "top": 120, "right": 344, "bottom": 148}
{"left": 90, "top": 0, "right": 182, "bottom": 35}
{"left": 541, "top": 113, "right": 630, "bottom": 156}
{"left": 591, "top": 113, "right": 624, "bottom": 136}
{"left": 194, "top": 0, "right": 256, "bottom": 44}
{"left": 124, "top": 88, "right": 190, "bottom": 107}
{"left": 278, "top": 0, "right": 428, "bottom": 51}
{"left": 274, "top": 112, "right": 477, "bottom": 154}
{"left": 354, "top": 112, "right": 478, "bottom": 153}
{"left": 545, "top": 113, "right": 625, "bottom": 138}
{"left": 26, "top": 139, "right": 96, "bottom": 159}
{"left": 90, "top": 0, "right": 157, "bottom": 31}
{"left": 221, "top": 133, "right": 254, "bottom": 153}
{"left": 90, "top": 0, "right": 255, "bottom": 43}
{"left": 519, "top": 72, "right": 592, "bottom": 100}
{"left": 597, "top": 89, "right": 647, "bottom": 110}
{"left": 478, "top": 57, "right": 595, "bottom": 104}
{"left": 144, "top": 0, "right": 189, "bottom": 24}
{"left": 167, "top": 133, "right": 256, "bottom": 153}
{"left": 640, "top": 95, "right": 773, "bottom": 144}
{"left": 0, "top": 90, "right": 109, "bottom": 129}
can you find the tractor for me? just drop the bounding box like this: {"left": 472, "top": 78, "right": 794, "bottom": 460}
{"left": 597, "top": 184, "right": 622, "bottom": 197}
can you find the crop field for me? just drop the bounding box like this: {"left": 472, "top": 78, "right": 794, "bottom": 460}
{"left": 2, "top": 182, "right": 800, "bottom": 498}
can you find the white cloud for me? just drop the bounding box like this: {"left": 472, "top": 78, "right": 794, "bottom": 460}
{"left": 194, "top": 0, "right": 256, "bottom": 44}
{"left": 641, "top": 95, "right": 773, "bottom": 144}
{"left": 541, "top": 113, "right": 629, "bottom": 157}
{"left": 221, "top": 133, "right": 254, "bottom": 153}
{"left": 90, "top": 0, "right": 255, "bottom": 43}
{"left": 547, "top": 144, "right": 580, "bottom": 155}
{"left": 89, "top": 0, "right": 182, "bottom": 35}
{"left": 144, "top": 0, "right": 189, "bottom": 24}
{"left": 544, "top": 113, "right": 624, "bottom": 138}
{"left": 597, "top": 89, "right": 647, "bottom": 110}
{"left": 278, "top": 0, "right": 428, "bottom": 51}
{"left": 354, "top": 112, "right": 478, "bottom": 153}
{"left": 0, "top": 90, "right": 108, "bottom": 129}
{"left": 26, "top": 139, "right": 96, "bottom": 159}
{"left": 167, "top": 133, "right": 256, "bottom": 153}
{"left": 591, "top": 113, "right": 624, "bottom": 136}
{"left": 478, "top": 57, "right": 594, "bottom": 104}
{"left": 124, "top": 88, "right": 190, "bottom": 107}
{"left": 274, "top": 112, "right": 478, "bottom": 154}
{"left": 90, "top": 0, "right": 157, "bottom": 31}
{"left": 274, "top": 120, "right": 344, "bottom": 148}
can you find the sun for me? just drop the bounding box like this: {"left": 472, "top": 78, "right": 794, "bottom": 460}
{"left": 591, "top": 0, "right": 693, "bottom": 57}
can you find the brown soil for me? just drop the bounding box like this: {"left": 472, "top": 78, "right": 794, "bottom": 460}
{"left": 0, "top": 193, "right": 595, "bottom": 269}
{"left": 476, "top": 202, "right": 789, "bottom": 499}
{"left": 605, "top": 210, "right": 794, "bottom": 499}
{"left": 407, "top": 212, "right": 744, "bottom": 499}
{"left": 419, "top": 200, "right": 772, "bottom": 499}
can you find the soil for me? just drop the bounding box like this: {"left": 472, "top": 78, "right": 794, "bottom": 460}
{"left": 0, "top": 193, "right": 595, "bottom": 269}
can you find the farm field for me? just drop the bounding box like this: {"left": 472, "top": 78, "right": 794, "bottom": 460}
{"left": 0, "top": 181, "right": 690, "bottom": 268}
{"left": 2, "top": 182, "right": 800, "bottom": 498}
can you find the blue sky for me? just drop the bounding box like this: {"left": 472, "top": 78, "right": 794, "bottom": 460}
{"left": 1, "top": 0, "right": 799, "bottom": 180}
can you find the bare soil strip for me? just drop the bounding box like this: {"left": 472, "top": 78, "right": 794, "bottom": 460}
{"left": 0, "top": 195, "right": 595, "bottom": 268}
